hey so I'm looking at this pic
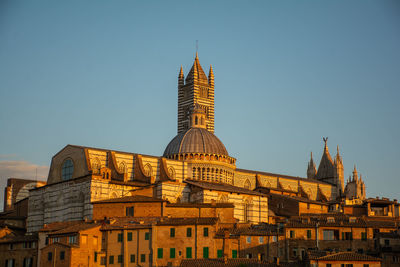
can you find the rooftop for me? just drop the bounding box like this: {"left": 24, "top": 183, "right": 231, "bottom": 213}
{"left": 315, "top": 252, "right": 381, "bottom": 262}
{"left": 92, "top": 195, "right": 166, "bottom": 204}
{"left": 184, "top": 180, "right": 265, "bottom": 196}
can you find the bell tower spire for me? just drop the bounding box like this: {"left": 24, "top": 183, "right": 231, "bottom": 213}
{"left": 177, "top": 53, "right": 215, "bottom": 134}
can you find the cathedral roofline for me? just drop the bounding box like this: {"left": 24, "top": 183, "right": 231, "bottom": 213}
{"left": 236, "top": 168, "right": 332, "bottom": 185}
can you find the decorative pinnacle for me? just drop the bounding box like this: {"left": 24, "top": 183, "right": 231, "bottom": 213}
{"left": 209, "top": 64, "right": 214, "bottom": 78}
{"left": 323, "top": 137, "right": 329, "bottom": 152}
{"left": 179, "top": 65, "right": 184, "bottom": 78}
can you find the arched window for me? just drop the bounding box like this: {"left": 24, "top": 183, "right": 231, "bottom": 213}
{"left": 92, "top": 158, "right": 101, "bottom": 174}
{"left": 61, "top": 158, "right": 74, "bottom": 181}
{"left": 143, "top": 164, "right": 152, "bottom": 177}
{"left": 195, "top": 116, "right": 198, "bottom": 125}
{"left": 193, "top": 167, "right": 197, "bottom": 180}
{"left": 168, "top": 167, "right": 176, "bottom": 179}
{"left": 118, "top": 161, "right": 126, "bottom": 173}
{"left": 244, "top": 179, "right": 251, "bottom": 190}
{"left": 200, "top": 117, "right": 204, "bottom": 125}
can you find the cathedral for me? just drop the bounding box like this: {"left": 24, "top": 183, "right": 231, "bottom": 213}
{"left": 26, "top": 54, "right": 367, "bottom": 232}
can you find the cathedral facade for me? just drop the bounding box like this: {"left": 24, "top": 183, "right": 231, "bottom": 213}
{"left": 27, "top": 54, "right": 365, "bottom": 232}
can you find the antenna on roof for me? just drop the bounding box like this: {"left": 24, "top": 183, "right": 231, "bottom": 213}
{"left": 35, "top": 168, "right": 37, "bottom": 181}
{"left": 196, "top": 40, "right": 198, "bottom": 54}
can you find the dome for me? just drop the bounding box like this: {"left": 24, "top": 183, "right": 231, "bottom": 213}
{"left": 163, "top": 128, "right": 229, "bottom": 157}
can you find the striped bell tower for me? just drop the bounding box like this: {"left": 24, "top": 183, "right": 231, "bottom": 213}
{"left": 177, "top": 53, "right": 215, "bottom": 134}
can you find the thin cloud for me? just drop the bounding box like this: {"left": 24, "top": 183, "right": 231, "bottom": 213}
{"left": 0, "top": 160, "right": 49, "bottom": 180}
{"left": 0, "top": 154, "right": 17, "bottom": 159}
{"left": 0, "top": 160, "right": 48, "bottom": 212}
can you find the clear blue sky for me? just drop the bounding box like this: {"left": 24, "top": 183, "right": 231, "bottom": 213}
{"left": 0, "top": 1, "right": 399, "bottom": 201}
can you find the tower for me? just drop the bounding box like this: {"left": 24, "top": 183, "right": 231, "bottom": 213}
{"left": 307, "top": 152, "right": 317, "bottom": 179}
{"left": 177, "top": 53, "right": 215, "bottom": 133}
{"left": 334, "top": 146, "right": 344, "bottom": 195}
{"left": 344, "top": 165, "right": 366, "bottom": 200}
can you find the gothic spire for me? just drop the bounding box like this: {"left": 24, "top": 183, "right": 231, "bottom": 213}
{"left": 316, "top": 137, "right": 335, "bottom": 180}
{"left": 352, "top": 165, "right": 358, "bottom": 182}
{"left": 179, "top": 65, "right": 184, "bottom": 79}
{"left": 185, "top": 52, "right": 208, "bottom": 83}
{"left": 335, "top": 145, "right": 342, "bottom": 165}
{"left": 307, "top": 152, "right": 317, "bottom": 179}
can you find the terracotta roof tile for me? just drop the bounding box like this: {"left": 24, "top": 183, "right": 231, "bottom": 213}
{"left": 0, "top": 233, "right": 37, "bottom": 244}
{"left": 180, "top": 259, "right": 295, "bottom": 267}
{"left": 156, "top": 217, "right": 218, "bottom": 226}
{"left": 49, "top": 222, "right": 100, "bottom": 235}
{"left": 39, "top": 221, "right": 83, "bottom": 232}
{"left": 316, "top": 252, "right": 381, "bottom": 262}
{"left": 215, "top": 224, "right": 282, "bottom": 238}
{"left": 92, "top": 195, "right": 165, "bottom": 204}
{"left": 166, "top": 203, "right": 234, "bottom": 208}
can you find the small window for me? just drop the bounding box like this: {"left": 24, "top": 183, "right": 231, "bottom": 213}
{"left": 23, "top": 258, "right": 33, "bottom": 267}
{"left": 290, "top": 230, "right": 295, "bottom": 238}
{"left": 145, "top": 232, "right": 150, "bottom": 240}
{"left": 118, "top": 255, "right": 123, "bottom": 263}
{"left": 170, "top": 248, "right": 176, "bottom": 259}
{"left": 363, "top": 264, "right": 369, "bottom": 267}
{"left": 307, "top": 230, "right": 312, "bottom": 239}
{"left": 101, "top": 256, "right": 106, "bottom": 265}
{"left": 349, "top": 217, "right": 356, "bottom": 223}
{"left": 170, "top": 228, "right": 175, "bottom": 237}
{"left": 109, "top": 256, "right": 114, "bottom": 264}
{"left": 186, "top": 247, "right": 192, "bottom": 259}
{"left": 48, "top": 252, "right": 53, "bottom": 261}
{"left": 327, "top": 217, "right": 335, "bottom": 223}
{"left": 94, "top": 252, "right": 97, "bottom": 262}
{"left": 60, "top": 251, "right": 65, "bottom": 260}
{"left": 187, "top": 227, "right": 192, "bottom": 237}
{"left": 217, "top": 250, "right": 223, "bottom": 258}
{"left": 246, "top": 236, "right": 251, "bottom": 243}
{"left": 6, "top": 259, "right": 15, "bottom": 267}
{"left": 157, "top": 248, "right": 163, "bottom": 259}
{"left": 327, "top": 264, "right": 332, "bottom": 267}
{"left": 68, "top": 235, "right": 77, "bottom": 244}
{"left": 128, "top": 232, "right": 133, "bottom": 241}
{"left": 130, "top": 254, "right": 135, "bottom": 263}
{"left": 140, "top": 254, "right": 146, "bottom": 263}
{"left": 232, "top": 250, "right": 238, "bottom": 259}
{"left": 203, "top": 247, "right": 209, "bottom": 258}
{"left": 259, "top": 236, "right": 264, "bottom": 243}
{"left": 361, "top": 232, "right": 367, "bottom": 240}
{"left": 203, "top": 227, "right": 209, "bottom": 237}
{"left": 118, "top": 233, "right": 123, "bottom": 242}
{"left": 385, "top": 239, "right": 390, "bottom": 246}
{"left": 8, "top": 244, "right": 13, "bottom": 250}
{"left": 126, "top": 206, "right": 134, "bottom": 216}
